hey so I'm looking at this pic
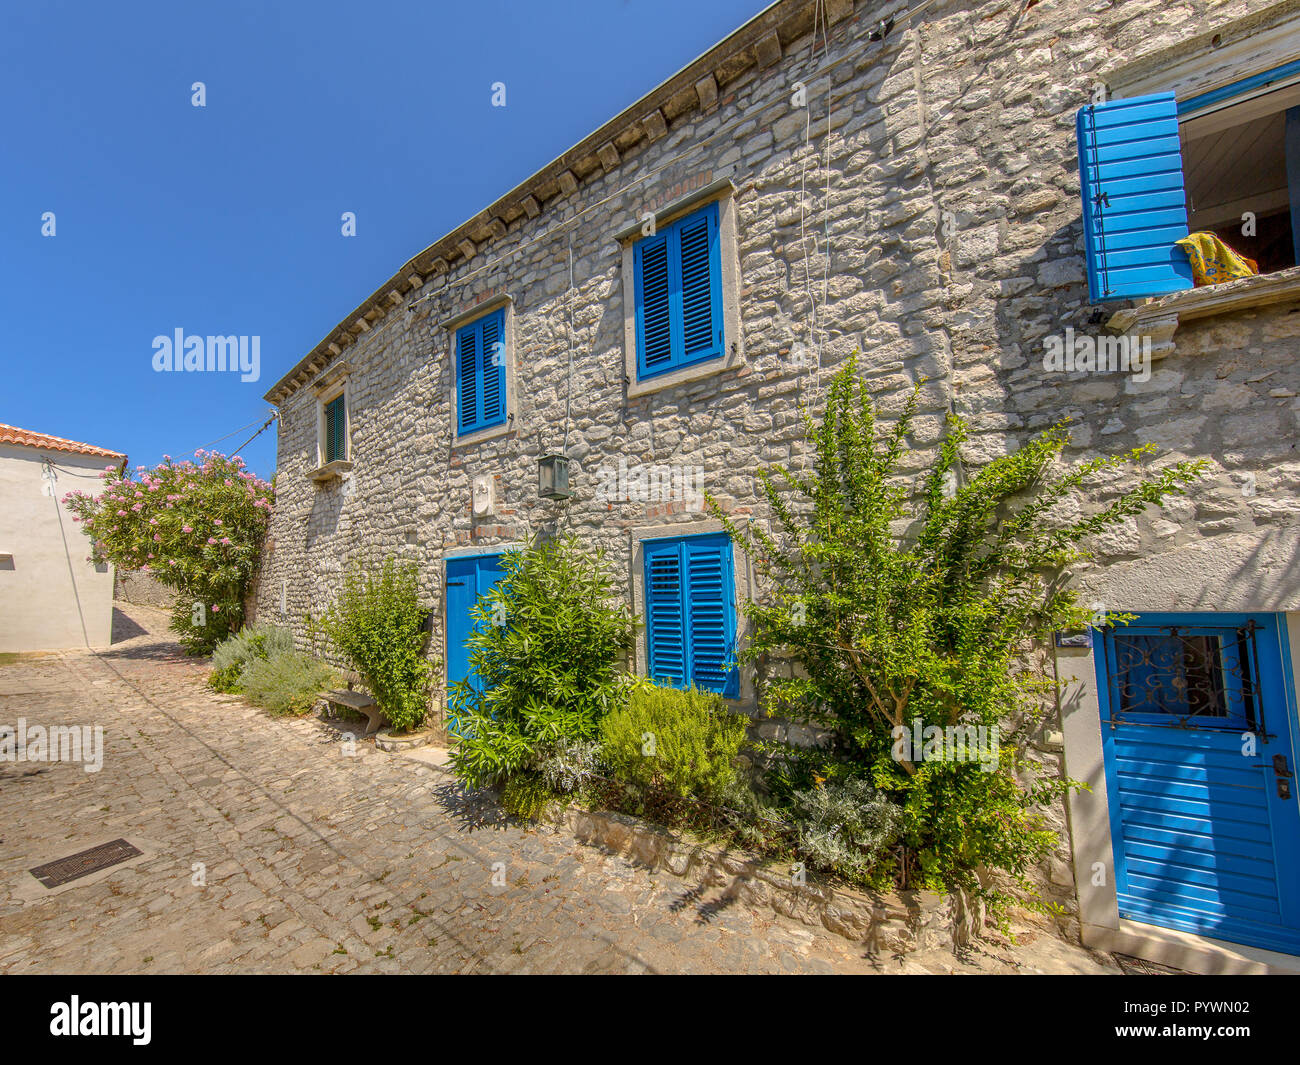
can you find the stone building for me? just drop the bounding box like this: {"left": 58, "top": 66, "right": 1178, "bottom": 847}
{"left": 256, "top": 0, "right": 1300, "bottom": 972}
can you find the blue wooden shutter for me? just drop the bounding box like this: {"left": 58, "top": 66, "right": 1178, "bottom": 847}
{"left": 684, "top": 534, "right": 738, "bottom": 698}
{"left": 1077, "top": 92, "right": 1194, "bottom": 302}
{"left": 457, "top": 322, "right": 479, "bottom": 433}
{"left": 634, "top": 202, "right": 724, "bottom": 379}
{"left": 636, "top": 233, "right": 673, "bottom": 376}
{"left": 676, "top": 203, "right": 723, "bottom": 367}
{"left": 479, "top": 309, "right": 506, "bottom": 428}
{"left": 644, "top": 539, "right": 686, "bottom": 686}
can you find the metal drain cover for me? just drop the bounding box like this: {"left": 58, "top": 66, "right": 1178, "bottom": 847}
{"left": 29, "top": 838, "right": 141, "bottom": 888}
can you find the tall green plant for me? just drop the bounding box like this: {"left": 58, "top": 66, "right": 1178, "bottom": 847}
{"left": 712, "top": 356, "right": 1205, "bottom": 905}
{"left": 449, "top": 537, "right": 636, "bottom": 789}
{"left": 321, "top": 558, "right": 434, "bottom": 732}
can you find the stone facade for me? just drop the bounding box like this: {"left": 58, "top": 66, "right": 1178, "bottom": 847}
{"left": 255, "top": 0, "right": 1300, "bottom": 970}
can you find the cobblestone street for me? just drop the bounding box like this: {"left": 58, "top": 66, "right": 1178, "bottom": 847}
{"left": 0, "top": 604, "right": 1117, "bottom": 975}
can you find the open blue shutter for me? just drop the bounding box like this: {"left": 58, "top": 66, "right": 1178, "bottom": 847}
{"left": 684, "top": 534, "right": 738, "bottom": 698}
{"left": 457, "top": 323, "right": 479, "bottom": 433}
{"left": 636, "top": 233, "right": 673, "bottom": 376}
{"left": 644, "top": 540, "right": 686, "bottom": 687}
{"left": 677, "top": 203, "right": 723, "bottom": 366}
{"left": 480, "top": 309, "right": 505, "bottom": 427}
{"left": 1077, "top": 92, "right": 1194, "bottom": 302}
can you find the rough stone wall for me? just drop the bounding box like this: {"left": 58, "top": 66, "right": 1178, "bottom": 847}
{"left": 255, "top": 0, "right": 1300, "bottom": 937}
{"left": 113, "top": 568, "right": 173, "bottom": 609}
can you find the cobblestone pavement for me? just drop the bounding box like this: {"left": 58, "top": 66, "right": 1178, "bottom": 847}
{"left": 0, "top": 604, "right": 1119, "bottom": 975}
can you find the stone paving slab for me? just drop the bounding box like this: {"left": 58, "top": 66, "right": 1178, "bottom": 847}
{"left": 0, "top": 603, "right": 1119, "bottom": 975}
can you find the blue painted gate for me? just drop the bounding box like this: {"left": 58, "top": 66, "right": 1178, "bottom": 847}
{"left": 444, "top": 553, "right": 507, "bottom": 734}
{"left": 1094, "top": 612, "right": 1300, "bottom": 954}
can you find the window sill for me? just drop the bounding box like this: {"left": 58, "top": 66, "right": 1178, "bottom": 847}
{"left": 627, "top": 348, "right": 744, "bottom": 399}
{"left": 1106, "top": 265, "right": 1300, "bottom": 357}
{"left": 453, "top": 420, "right": 513, "bottom": 448}
{"left": 308, "top": 459, "right": 353, "bottom": 483}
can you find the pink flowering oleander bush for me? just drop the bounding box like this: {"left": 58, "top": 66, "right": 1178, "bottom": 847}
{"left": 64, "top": 450, "right": 274, "bottom": 655}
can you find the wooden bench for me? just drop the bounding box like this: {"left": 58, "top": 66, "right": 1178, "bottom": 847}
{"left": 323, "top": 688, "right": 388, "bottom": 737}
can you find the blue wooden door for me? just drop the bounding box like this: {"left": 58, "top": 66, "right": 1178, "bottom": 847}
{"left": 1094, "top": 612, "right": 1300, "bottom": 954}
{"left": 444, "top": 553, "right": 506, "bottom": 734}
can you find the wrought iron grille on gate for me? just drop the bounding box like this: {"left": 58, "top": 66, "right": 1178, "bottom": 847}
{"left": 1100, "top": 621, "right": 1267, "bottom": 737}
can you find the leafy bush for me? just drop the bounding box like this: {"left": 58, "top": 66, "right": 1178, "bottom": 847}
{"left": 321, "top": 558, "right": 434, "bottom": 732}
{"left": 790, "top": 777, "right": 903, "bottom": 884}
{"left": 712, "top": 356, "right": 1205, "bottom": 906}
{"left": 600, "top": 684, "right": 748, "bottom": 802}
{"left": 209, "top": 625, "right": 293, "bottom": 692}
{"left": 239, "top": 652, "right": 336, "bottom": 717}
{"left": 64, "top": 450, "right": 274, "bottom": 654}
{"left": 449, "top": 538, "right": 636, "bottom": 789}
{"left": 500, "top": 774, "right": 560, "bottom": 821}
{"left": 536, "top": 738, "right": 602, "bottom": 795}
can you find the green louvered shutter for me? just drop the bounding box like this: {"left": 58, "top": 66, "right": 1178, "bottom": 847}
{"left": 324, "top": 394, "right": 346, "bottom": 462}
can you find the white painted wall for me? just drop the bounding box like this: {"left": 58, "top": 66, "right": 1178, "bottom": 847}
{"left": 0, "top": 445, "right": 117, "bottom": 651}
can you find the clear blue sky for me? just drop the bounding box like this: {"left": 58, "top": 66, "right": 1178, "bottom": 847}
{"left": 2, "top": 0, "right": 770, "bottom": 480}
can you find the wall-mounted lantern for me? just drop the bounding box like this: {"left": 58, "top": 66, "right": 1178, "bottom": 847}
{"left": 538, "top": 453, "right": 573, "bottom": 500}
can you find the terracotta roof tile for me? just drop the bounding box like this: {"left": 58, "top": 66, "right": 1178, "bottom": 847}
{"left": 0, "top": 423, "right": 127, "bottom": 464}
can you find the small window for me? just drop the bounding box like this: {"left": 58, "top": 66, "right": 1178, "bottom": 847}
{"left": 456, "top": 307, "right": 507, "bottom": 436}
{"left": 1180, "top": 84, "right": 1300, "bottom": 275}
{"left": 634, "top": 201, "right": 724, "bottom": 380}
{"left": 1077, "top": 63, "right": 1300, "bottom": 302}
{"left": 323, "top": 393, "right": 347, "bottom": 463}
{"left": 642, "top": 531, "right": 738, "bottom": 697}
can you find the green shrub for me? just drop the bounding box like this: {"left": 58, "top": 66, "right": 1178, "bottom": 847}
{"left": 500, "top": 774, "right": 560, "bottom": 821}
{"left": 239, "top": 652, "right": 336, "bottom": 717}
{"left": 64, "top": 451, "right": 274, "bottom": 656}
{"left": 209, "top": 625, "right": 293, "bottom": 692}
{"left": 790, "top": 777, "right": 903, "bottom": 885}
{"left": 449, "top": 538, "right": 636, "bottom": 790}
{"left": 536, "top": 738, "right": 602, "bottom": 795}
{"left": 600, "top": 684, "right": 748, "bottom": 803}
{"left": 712, "top": 355, "right": 1205, "bottom": 908}
{"left": 321, "top": 558, "right": 435, "bottom": 732}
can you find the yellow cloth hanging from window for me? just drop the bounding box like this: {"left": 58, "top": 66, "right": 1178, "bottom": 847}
{"left": 1174, "top": 231, "right": 1259, "bottom": 286}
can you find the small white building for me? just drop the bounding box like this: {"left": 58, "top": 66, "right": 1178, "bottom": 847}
{"left": 0, "top": 424, "right": 126, "bottom": 652}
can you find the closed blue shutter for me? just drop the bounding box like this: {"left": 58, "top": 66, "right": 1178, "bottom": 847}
{"left": 636, "top": 233, "right": 673, "bottom": 376}
{"left": 685, "top": 534, "right": 738, "bottom": 698}
{"left": 456, "top": 308, "right": 507, "bottom": 434}
{"left": 645, "top": 540, "right": 686, "bottom": 686}
{"left": 1077, "top": 92, "right": 1194, "bottom": 302}
{"left": 634, "top": 201, "right": 723, "bottom": 379}
{"left": 643, "top": 532, "right": 737, "bottom": 697}
{"left": 480, "top": 309, "right": 506, "bottom": 428}
{"left": 677, "top": 206, "right": 723, "bottom": 366}
{"left": 457, "top": 323, "right": 479, "bottom": 433}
